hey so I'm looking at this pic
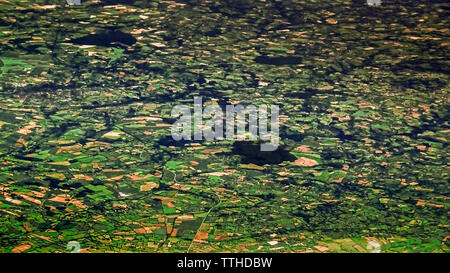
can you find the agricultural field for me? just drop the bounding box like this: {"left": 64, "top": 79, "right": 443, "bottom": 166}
{"left": 0, "top": 0, "right": 448, "bottom": 253}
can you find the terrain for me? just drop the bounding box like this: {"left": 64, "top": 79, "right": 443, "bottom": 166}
{"left": 0, "top": 0, "right": 448, "bottom": 253}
